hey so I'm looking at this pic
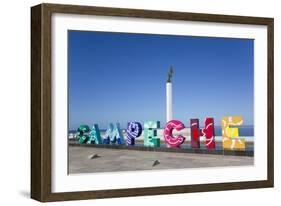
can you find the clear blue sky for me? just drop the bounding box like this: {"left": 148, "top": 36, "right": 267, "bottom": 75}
{"left": 68, "top": 30, "right": 254, "bottom": 130}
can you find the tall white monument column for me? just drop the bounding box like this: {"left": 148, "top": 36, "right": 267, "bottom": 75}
{"left": 166, "top": 66, "right": 174, "bottom": 122}
{"left": 166, "top": 82, "right": 172, "bottom": 122}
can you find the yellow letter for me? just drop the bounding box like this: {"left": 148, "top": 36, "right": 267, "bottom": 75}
{"left": 221, "top": 116, "right": 246, "bottom": 150}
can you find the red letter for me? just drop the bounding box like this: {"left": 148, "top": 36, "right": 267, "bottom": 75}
{"left": 190, "top": 119, "right": 200, "bottom": 148}
{"left": 202, "top": 118, "right": 215, "bottom": 149}
{"left": 190, "top": 118, "right": 215, "bottom": 149}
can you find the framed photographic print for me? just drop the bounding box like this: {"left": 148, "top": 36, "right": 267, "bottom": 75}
{"left": 31, "top": 3, "right": 274, "bottom": 202}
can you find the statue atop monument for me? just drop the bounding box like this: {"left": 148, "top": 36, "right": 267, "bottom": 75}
{"left": 167, "top": 66, "right": 174, "bottom": 83}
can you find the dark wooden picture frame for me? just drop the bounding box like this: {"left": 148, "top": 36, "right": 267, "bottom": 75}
{"left": 31, "top": 3, "right": 274, "bottom": 202}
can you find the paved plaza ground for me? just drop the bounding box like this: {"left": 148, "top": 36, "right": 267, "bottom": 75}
{"left": 68, "top": 145, "right": 254, "bottom": 174}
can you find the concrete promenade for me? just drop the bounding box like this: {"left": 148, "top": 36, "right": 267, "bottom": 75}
{"left": 69, "top": 145, "right": 254, "bottom": 174}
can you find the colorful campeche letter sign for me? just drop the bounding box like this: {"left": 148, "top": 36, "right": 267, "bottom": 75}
{"left": 164, "top": 120, "right": 185, "bottom": 148}
{"left": 190, "top": 118, "right": 215, "bottom": 149}
{"left": 144, "top": 121, "right": 160, "bottom": 147}
{"left": 126, "top": 122, "right": 143, "bottom": 145}
{"left": 103, "top": 123, "right": 125, "bottom": 145}
{"left": 222, "top": 116, "right": 246, "bottom": 150}
{"left": 76, "top": 124, "right": 90, "bottom": 144}
{"left": 88, "top": 124, "right": 102, "bottom": 144}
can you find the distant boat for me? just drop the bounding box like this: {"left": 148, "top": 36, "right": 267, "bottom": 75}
{"left": 68, "top": 133, "right": 76, "bottom": 139}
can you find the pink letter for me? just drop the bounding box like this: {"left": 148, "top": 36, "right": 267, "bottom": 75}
{"left": 164, "top": 120, "right": 185, "bottom": 148}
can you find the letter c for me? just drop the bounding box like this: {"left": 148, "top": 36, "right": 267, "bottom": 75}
{"left": 163, "top": 120, "right": 185, "bottom": 148}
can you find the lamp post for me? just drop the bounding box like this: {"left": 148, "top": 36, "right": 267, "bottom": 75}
{"left": 166, "top": 66, "right": 173, "bottom": 122}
